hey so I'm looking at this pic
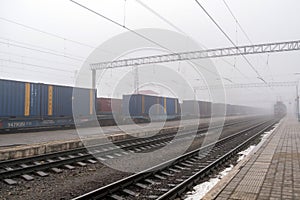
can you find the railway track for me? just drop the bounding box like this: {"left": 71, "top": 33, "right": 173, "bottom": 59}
{"left": 0, "top": 117, "right": 264, "bottom": 184}
{"left": 72, "top": 119, "right": 278, "bottom": 200}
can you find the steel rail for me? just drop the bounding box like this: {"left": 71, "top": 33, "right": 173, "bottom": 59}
{"left": 156, "top": 120, "right": 276, "bottom": 199}
{"left": 72, "top": 119, "right": 277, "bottom": 200}
{"left": 0, "top": 118, "right": 256, "bottom": 180}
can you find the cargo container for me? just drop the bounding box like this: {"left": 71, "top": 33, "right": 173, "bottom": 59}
{"left": 181, "top": 100, "right": 200, "bottom": 118}
{"left": 227, "top": 104, "right": 252, "bottom": 116}
{"left": 73, "top": 87, "right": 95, "bottom": 118}
{"left": 212, "top": 103, "right": 226, "bottom": 117}
{"left": 226, "top": 104, "right": 233, "bottom": 116}
{"left": 181, "top": 100, "right": 212, "bottom": 118}
{"left": 0, "top": 79, "right": 95, "bottom": 131}
{"left": 0, "top": 79, "right": 38, "bottom": 118}
{"left": 96, "top": 98, "right": 122, "bottom": 115}
{"left": 199, "top": 101, "right": 212, "bottom": 118}
{"left": 122, "top": 94, "right": 179, "bottom": 121}
{"left": 235, "top": 105, "right": 242, "bottom": 115}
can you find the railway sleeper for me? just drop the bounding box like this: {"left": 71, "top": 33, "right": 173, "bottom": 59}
{"left": 110, "top": 194, "right": 124, "bottom": 200}
{"left": 122, "top": 188, "right": 138, "bottom": 197}
{"left": 135, "top": 182, "right": 149, "bottom": 189}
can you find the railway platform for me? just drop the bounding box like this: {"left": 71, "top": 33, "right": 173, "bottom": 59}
{"left": 203, "top": 116, "right": 300, "bottom": 200}
{"left": 0, "top": 115, "right": 249, "bottom": 160}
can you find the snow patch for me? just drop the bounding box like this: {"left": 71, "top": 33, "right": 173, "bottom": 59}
{"left": 237, "top": 123, "right": 278, "bottom": 162}
{"left": 262, "top": 123, "right": 279, "bottom": 138}
{"left": 237, "top": 145, "right": 256, "bottom": 162}
{"left": 184, "top": 165, "right": 233, "bottom": 200}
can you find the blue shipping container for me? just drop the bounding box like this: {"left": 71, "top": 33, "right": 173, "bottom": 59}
{"left": 123, "top": 94, "right": 179, "bottom": 120}
{"left": 0, "top": 79, "right": 41, "bottom": 118}
{"left": 73, "top": 87, "right": 95, "bottom": 117}
{"left": 0, "top": 78, "right": 95, "bottom": 130}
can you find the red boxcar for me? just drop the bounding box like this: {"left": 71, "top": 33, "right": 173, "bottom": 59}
{"left": 96, "top": 98, "right": 122, "bottom": 115}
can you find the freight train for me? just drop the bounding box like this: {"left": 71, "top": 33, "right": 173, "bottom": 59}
{"left": 274, "top": 101, "right": 287, "bottom": 118}
{"left": 0, "top": 79, "right": 95, "bottom": 132}
{"left": 180, "top": 100, "right": 261, "bottom": 119}
{"left": 122, "top": 94, "right": 180, "bottom": 123}
{"left": 1, "top": 78, "right": 263, "bottom": 132}
{"left": 96, "top": 96, "right": 264, "bottom": 123}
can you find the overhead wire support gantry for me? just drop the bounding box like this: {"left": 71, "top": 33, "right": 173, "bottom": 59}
{"left": 194, "top": 81, "right": 298, "bottom": 90}
{"left": 90, "top": 39, "right": 300, "bottom": 70}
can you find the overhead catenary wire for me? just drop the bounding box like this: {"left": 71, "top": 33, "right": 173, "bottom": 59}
{"left": 0, "top": 50, "right": 79, "bottom": 67}
{"left": 135, "top": 0, "right": 187, "bottom": 35}
{"left": 0, "top": 58, "right": 75, "bottom": 73}
{"left": 0, "top": 36, "right": 85, "bottom": 60}
{"left": 135, "top": 0, "right": 245, "bottom": 83}
{"left": 0, "top": 40, "right": 84, "bottom": 62}
{"left": 220, "top": 58, "right": 245, "bottom": 78}
{"left": 0, "top": 17, "right": 125, "bottom": 58}
{"left": 221, "top": 0, "right": 252, "bottom": 44}
{"left": 123, "top": 0, "right": 127, "bottom": 27}
{"left": 69, "top": 0, "right": 224, "bottom": 78}
{"left": 221, "top": 0, "right": 275, "bottom": 82}
{"left": 221, "top": 0, "right": 277, "bottom": 98}
{"left": 135, "top": 0, "right": 268, "bottom": 96}
{"left": 70, "top": 0, "right": 172, "bottom": 52}
{"left": 0, "top": 64, "right": 75, "bottom": 79}
{"left": 0, "top": 17, "right": 95, "bottom": 49}
{"left": 194, "top": 0, "right": 267, "bottom": 84}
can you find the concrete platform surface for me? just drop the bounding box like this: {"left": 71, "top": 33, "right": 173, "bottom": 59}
{"left": 1, "top": 117, "right": 212, "bottom": 148}
{"left": 0, "top": 116, "right": 248, "bottom": 160}
{"left": 203, "top": 117, "right": 300, "bottom": 200}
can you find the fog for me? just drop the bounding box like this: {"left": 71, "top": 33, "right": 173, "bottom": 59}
{"left": 0, "top": 0, "right": 300, "bottom": 112}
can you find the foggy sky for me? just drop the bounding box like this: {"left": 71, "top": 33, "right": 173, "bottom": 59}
{"left": 0, "top": 0, "right": 300, "bottom": 111}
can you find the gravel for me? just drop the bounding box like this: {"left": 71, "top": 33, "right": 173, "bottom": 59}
{"left": 0, "top": 116, "right": 268, "bottom": 200}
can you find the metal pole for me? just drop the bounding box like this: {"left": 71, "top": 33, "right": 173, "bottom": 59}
{"left": 297, "top": 85, "right": 299, "bottom": 121}
{"left": 133, "top": 65, "right": 139, "bottom": 94}
{"left": 92, "top": 69, "right": 96, "bottom": 89}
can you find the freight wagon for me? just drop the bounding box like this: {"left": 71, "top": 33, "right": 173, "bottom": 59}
{"left": 96, "top": 97, "right": 123, "bottom": 126}
{"left": 211, "top": 103, "right": 227, "bottom": 117}
{"left": 122, "top": 94, "right": 180, "bottom": 122}
{"left": 226, "top": 104, "right": 237, "bottom": 116}
{"left": 226, "top": 104, "right": 246, "bottom": 116}
{"left": 181, "top": 100, "right": 212, "bottom": 118}
{"left": 0, "top": 79, "right": 267, "bottom": 132}
{"left": 0, "top": 79, "right": 95, "bottom": 131}
{"left": 96, "top": 98, "right": 122, "bottom": 115}
{"left": 181, "top": 101, "right": 260, "bottom": 118}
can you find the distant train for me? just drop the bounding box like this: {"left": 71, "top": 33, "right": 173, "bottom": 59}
{"left": 274, "top": 101, "right": 287, "bottom": 118}
{"left": 0, "top": 78, "right": 265, "bottom": 132}
{"left": 97, "top": 96, "right": 265, "bottom": 123}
